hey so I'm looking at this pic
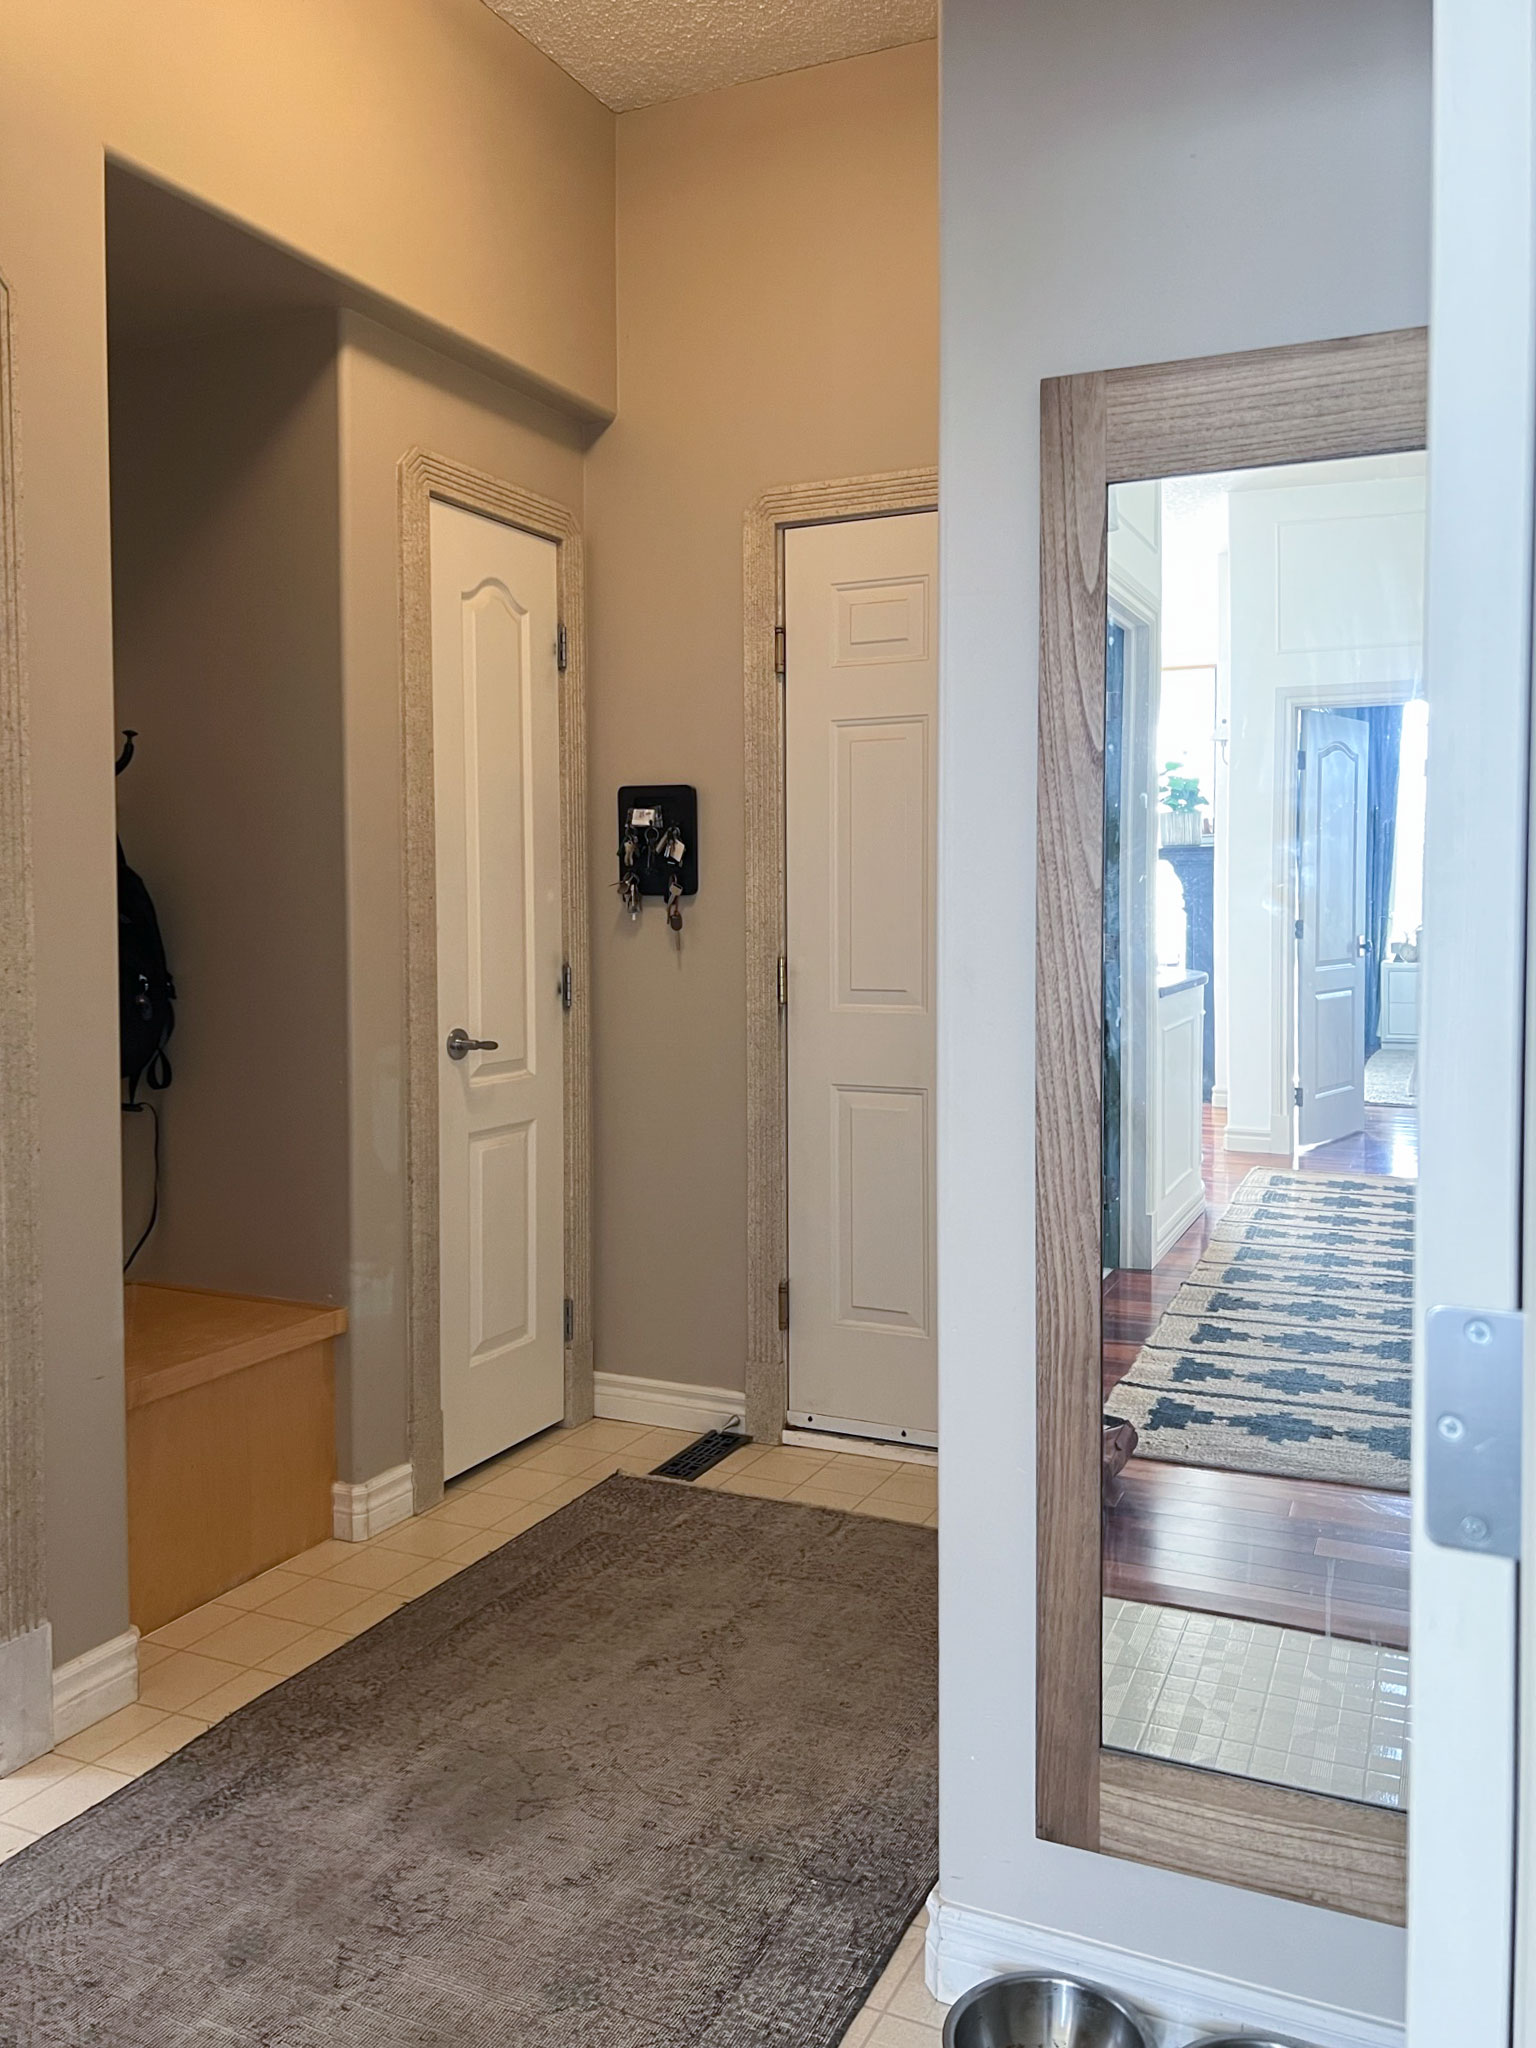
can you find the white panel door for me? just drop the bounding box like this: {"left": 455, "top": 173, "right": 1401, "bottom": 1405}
{"left": 786, "top": 512, "right": 938, "bottom": 1445}
{"left": 431, "top": 499, "right": 564, "bottom": 1479}
{"left": 1295, "top": 708, "right": 1368, "bottom": 1148}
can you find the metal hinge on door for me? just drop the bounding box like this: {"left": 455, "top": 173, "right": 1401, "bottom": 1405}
{"left": 563, "top": 1297, "right": 575, "bottom": 1345}
{"left": 559, "top": 962, "right": 573, "bottom": 1012}
{"left": 777, "top": 956, "right": 788, "bottom": 1009}
{"left": 778, "top": 1279, "right": 790, "bottom": 1332}
{"left": 557, "top": 623, "right": 569, "bottom": 673}
{"left": 1425, "top": 1306, "right": 1524, "bottom": 1556}
{"left": 1294, "top": 1084, "right": 1304, "bottom": 1107}
{"left": 774, "top": 625, "right": 786, "bottom": 678}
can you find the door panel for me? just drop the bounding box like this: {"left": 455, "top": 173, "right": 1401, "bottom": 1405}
{"left": 836, "top": 718, "right": 928, "bottom": 1007}
{"left": 1296, "top": 709, "right": 1368, "bottom": 1147}
{"left": 786, "top": 511, "right": 938, "bottom": 1444}
{"left": 431, "top": 499, "right": 563, "bottom": 1478}
{"left": 835, "top": 1085, "right": 930, "bottom": 1334}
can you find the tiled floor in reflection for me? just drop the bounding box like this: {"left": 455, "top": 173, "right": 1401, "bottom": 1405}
{"left": 0, "top": 1419, "right": 944, "bottom": 2042}
{"left": 1102, "top": 1596, "right": 1410, "bottom": 1807}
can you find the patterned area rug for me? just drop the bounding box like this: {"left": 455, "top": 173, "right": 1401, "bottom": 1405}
{"left": 0, "top": 1478, "right": 937, "bottom": 2046}
{"left": 1106, "top": 1170, "right": 1413, "bottom": 1490}
{"left": 1365, "top": 1048, "right": 1417, "bottom": 1106}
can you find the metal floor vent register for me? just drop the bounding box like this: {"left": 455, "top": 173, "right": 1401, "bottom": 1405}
{"left": 651, "top": 1426, "right": 751, "bottom": 1481}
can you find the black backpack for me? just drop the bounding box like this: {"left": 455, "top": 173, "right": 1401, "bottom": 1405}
{"left": 116, "top": 735, "right": 175, "bottom": 1103}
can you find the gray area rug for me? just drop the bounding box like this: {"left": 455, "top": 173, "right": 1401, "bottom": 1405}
{"left": 1106, "top": 1169, "right": 1413, "bottom": 1490}
{"left": 1364, "top": 1047, "right": 1416, "bottom": 1106}
{"left": 0, "top": 1477, "right": 937, "bottom": 2046}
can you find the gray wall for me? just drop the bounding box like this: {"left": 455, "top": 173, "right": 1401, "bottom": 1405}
{"left": 112, "top": 316, "right": 350, "bottom": 1320}
{"left": 937, "top": 0, "right": 1428, "bottom": 2016}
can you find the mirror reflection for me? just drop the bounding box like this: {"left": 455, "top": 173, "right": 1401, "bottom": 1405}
{"left": 1101, "top": 453, "right": 1423, "bottom": 1810}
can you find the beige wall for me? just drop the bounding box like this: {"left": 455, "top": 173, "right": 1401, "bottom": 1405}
{"left": 585, "top": 42, "right": 938, "bottom": 1392}
{"left": 335, "top": 311, "right": 588, "bottom": 1484}
{"left": 0, "top": 0, "right": 612, "bottom": 1662}
{"left": 112, "top": 316, "right": 349, "bottom": 1312}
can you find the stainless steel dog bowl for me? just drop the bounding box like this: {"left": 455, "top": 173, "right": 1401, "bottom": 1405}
{"left": 942, "top": 1973, "right": 1152, "bottom": 2048}
{"left": 1186, "top": 2036, "right": 1317, "bottom": 2048}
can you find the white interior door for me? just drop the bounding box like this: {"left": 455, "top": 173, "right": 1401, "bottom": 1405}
{"left": 785, "top": 511, "right": 938, "bottom": 1446}
{"left": 431, "top": 498, "right": 564, "bottom": 1479}
{"left": 1295, "top": 707, "right": 1368, "bottom": 1148}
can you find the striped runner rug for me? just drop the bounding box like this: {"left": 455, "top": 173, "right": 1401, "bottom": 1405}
{"left": 1106, "top": 1169, "right": 1413, "bottom": 1491}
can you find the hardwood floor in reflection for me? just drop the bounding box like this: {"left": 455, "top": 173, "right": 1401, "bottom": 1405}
{"left": 1102, "top": 1105, "right": 1415, "bottom": 1648}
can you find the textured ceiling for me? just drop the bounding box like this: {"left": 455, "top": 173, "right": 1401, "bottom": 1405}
{"left": 482, "top": 0, "right": 936, "bottom": 111}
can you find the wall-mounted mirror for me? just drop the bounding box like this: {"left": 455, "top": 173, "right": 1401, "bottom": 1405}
{"left": 1037, "top": 329, "right": 1427, "bottom": 1927}
{"left": 1102, "top": 452, "right": 1421, "bottom": 1812}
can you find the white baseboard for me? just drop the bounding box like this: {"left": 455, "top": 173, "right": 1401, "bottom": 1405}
{"left": 1210, "top": 1086, "right": 1229, "bottom": 1110}
{"left": 594, "top": 1372, "right": 745, "bottom": 1435}
{"left": 0, "top": 1624, "right": 54, "bottom": 1773}
{"left": 333, "top": 1462, "right": 415, "bottom": 1542}
{"left": 924, "top": 1892, "right": 1404, "bottom": 2048}
{"left": 52, "top": 1628, "right": 140, "bottom": 1743}
{"left": 1222, "top": 1121, "right": 1290, "bottom": 1155}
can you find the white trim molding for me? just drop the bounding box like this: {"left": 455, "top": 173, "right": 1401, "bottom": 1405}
{"left": 332, "top": 1463, "right": 415, "bottom": 1543}
{"left": 594, "top": 1373, "right": 745, "bottom": 1436}
{"left": 925, "top": 1893, "right": 1404, "bottom": 2048}
{"left": 0, "top": 270, "right": 49, "bottom": 1754}
{"left": 52, "top": 1629, "right": 140, "bottom": 1744}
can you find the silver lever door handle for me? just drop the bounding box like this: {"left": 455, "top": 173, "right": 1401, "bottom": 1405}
{"left": 446, "top": 1027, "right": 499, "bottom": 1061}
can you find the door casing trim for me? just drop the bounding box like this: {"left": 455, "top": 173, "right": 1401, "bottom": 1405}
{"left": 742, "top": 466, "right": 938, "bottom": 1445}
{"left": 399, "top": 450, "right": 592, "bottom": 1511}
{"left": 0, "top": 260, "right": 47, "bottom": 1695}
{"left": 0, "top": 266, "right": 48, "bottom": 1682}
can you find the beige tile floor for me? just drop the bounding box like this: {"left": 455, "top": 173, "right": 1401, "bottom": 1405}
{"left": 0, "top": 1418, "right": 945, "bottom": 2041}
{"left": 1102, "top": 1595, "right": 1410, "bottom": 1807}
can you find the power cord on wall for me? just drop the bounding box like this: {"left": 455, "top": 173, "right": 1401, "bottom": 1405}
{"left": 122, "top": 1099, "right": 160, "bottom": 1273}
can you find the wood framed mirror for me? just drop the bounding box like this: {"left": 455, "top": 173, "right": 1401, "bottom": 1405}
{"left": 1037, "top": 328, "right": 1428, "bottom": 1925}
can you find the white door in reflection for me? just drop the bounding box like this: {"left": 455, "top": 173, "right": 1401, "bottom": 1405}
{"left": 1296, "top": 709, "right": 1369, "bottom": 1148}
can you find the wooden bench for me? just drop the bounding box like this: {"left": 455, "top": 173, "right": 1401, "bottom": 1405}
{"left": 124, "top": 1283, "right": 346, "bottom": 1634}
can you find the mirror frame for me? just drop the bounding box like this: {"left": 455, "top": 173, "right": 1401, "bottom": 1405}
{"left": 1036, "top": 326, "right": 1427, "bottom": 1925}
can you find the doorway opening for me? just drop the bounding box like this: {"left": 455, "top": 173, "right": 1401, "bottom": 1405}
{"left": 741, "top": 469, "right": 939, "bottom": 1452}
{"left": 106, "top": 170, "right": 353, "bottom": 1638}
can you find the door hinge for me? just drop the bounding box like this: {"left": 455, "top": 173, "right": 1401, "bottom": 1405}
{"left": 557, "top": 623, "right": 569, "bottom": 673}
{"left": 1297, "top": 748, "right": 1307, "bottom": 774}
{"left": 774, "top": 625, "right": 786, "bottom": 678}
{"left": 1294, "top": 918, "right": 1304, "bottom": 941}
{"left": 1294, "top": 1084, "right": 1304, "bottom": 1107}
{"left": 1425, "top": 1306, "right": 1524, "bottom": 1556}
{"left": 777, "top": 956, "right": 788, "bottom": 1009}
{"left": 778, "top": 1278, "right": 790, "bottom": 1332}
{"left": 559, "top": 961, "right": 573, "bottom": 1012}
{"left": 563, "top": 1297, "right": 575, "bottom": 1345}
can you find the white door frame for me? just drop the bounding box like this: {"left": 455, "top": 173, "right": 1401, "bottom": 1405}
{"left": 1106, "top": 583, "right": 1160, "bottom": 1270}
{"left": 399, "top": 451, "right": 592, "bottom": 1512}
{"left": 1274, "top": 677, "right": 1417, "bottom": 1159}
{"left": 1414, "top": 0, "right": 1533, "bottom": 2037}
{"left": 743, "top": 466, "right": 938, "bottom": 1445}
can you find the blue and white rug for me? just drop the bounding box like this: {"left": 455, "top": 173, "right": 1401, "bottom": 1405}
{"left": 1106, "top": 1170, "right": 1413, "bottom": 1491}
